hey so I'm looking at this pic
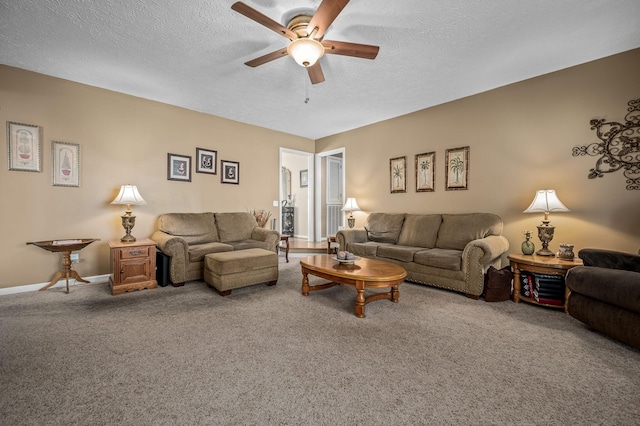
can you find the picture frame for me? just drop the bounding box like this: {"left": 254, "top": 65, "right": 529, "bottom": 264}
{"left": 167, "top": 153, "right": 192, "bottom": 182}
{"left": 52, "top": 141, "right": 80, "bottom": 187}
{"left": 221, "top": 160, "right": 239, "bottom": 184}
{"left": 195, "top": 147, "right": 217, "bottom": 174}
{"left": 415, "top": 152, "right": 435, "bottom": 192}
{"left": 390, "top": 156, "right": 407, "bottom": 193}
{"left": 445, "top": 146, "right": 469, "bottom": 190}
{"left": 300, "top": 169, "right": 308, "bottom": 188}
{"left": 7, "top": 121, "right": 42, "bottom": 172}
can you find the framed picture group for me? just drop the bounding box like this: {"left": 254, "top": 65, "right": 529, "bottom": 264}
{"left": 390, "top": 146, "right": 469, "bottom": 193}
{"left": 167, "top": 147, "right": 239, "bottom": 185}
{"left": 7, "top": 121, "right": 82, "bottom": 188}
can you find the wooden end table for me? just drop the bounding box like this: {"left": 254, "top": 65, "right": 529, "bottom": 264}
{"left": 300, "top": 255, "right": 407, "bottom": 318}
{"left": 327, "top": 235, "right": 337, "bottom": 254}
{"left": 280, "top": 235, "right": 289, "bottom": 262}
{"left": 27, "top": 239, "right": 99, "bottom": 294}
{"left": 508, "top": 253, "right": 583, "bottom": 313}
{"left": 109, "top": 239, "right": 157, "bottom": 295}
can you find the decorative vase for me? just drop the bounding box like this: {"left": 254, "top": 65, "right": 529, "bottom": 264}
{"left": 557, "top": 243, "right": 575, "bottom": 259}
{"left": 521, "top": 231, "right": 535, "bottom": 255}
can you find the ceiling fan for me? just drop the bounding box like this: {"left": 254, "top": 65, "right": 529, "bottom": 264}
{"left": 231, "top": 0, "right": 379, "bottom": 84}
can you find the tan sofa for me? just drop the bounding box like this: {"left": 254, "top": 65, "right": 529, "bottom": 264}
{"left": 336, "top": 213, "right": 509, "bottom": 298}
{"left": 151, "top": 212, "right": 279, "bottom": 286}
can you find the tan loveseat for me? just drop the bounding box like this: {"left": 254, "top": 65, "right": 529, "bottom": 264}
{"left": 336, "top": 213, "right": 509, "bottom": 298}
{"left": 151, "top": 212, "right": 279, "bottom": 286}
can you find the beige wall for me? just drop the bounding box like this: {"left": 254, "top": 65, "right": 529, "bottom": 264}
{"left": 317, "top": 49, "right": 640, "bottom": 257}
{"left": 0, "top": 65, "right": 313, "bottom": 288}
{"left": 2, "top": 48, "right": 639, "bottom": 289}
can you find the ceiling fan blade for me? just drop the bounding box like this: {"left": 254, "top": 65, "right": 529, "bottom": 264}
{"left": 322, "top": 40, "right": 379, "bottom": 60}
{"left": 307, "top": 0, "right": 350, "bottom": 39}
{"left": 307, "top": 62, "right": 325, "bottom": 85}
{"left": 231, "top": 2, "right": 297, "bottom": 41}
{"left": 245, "top": 47, "right": 289, "bottom": 67}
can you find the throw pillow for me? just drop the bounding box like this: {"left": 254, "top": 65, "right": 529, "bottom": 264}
{"left": 484, "top": 266, "right": 513, "bottom": 302}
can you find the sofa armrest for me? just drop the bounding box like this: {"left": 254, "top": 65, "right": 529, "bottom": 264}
{"left": 251, "top": 227, "right": 280, "bottom": 253}
{"left": 151, "top": 231, "right": 190, "bottom": 284}
{"left": 578, "top": 248, "right": 640, "bottom": 273}
{"left": 336, "top": 229, "right": 368, "bottom": 251}
{"left": 465, "top": 235, "right": 510, "bottom": 265}
{"left": 567, "top": 266, "right": 640, "bottom": 314}
{"left": 151, "top": 231, "right": 188, "bottom": 255}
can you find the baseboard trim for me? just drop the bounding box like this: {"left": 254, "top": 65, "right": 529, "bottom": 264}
{"left": 0, "top": 274, "right": 111, "bottom": 296}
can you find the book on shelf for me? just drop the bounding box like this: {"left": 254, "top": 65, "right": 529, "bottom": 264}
{"left": 522, "top": 289, "right": 564, "bottom": 298}
{"left": 533, "top": 289, "right": 564, "bottom": 299}
{"left": 532, "top": 272, "right": 564, "bottom": 280}
{"left": 534, "top": 296, "right": 564, "bottom": 306}
{"left": 534, "top": 281, "right": 565, "bottom": 291}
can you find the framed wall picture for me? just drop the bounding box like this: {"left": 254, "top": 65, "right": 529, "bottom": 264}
{"left": 52, "top": 141, "right": 80, "bottom": 187}
{"left": 7, "top": 121, "right": 42, "bottom": 172}
{"left": 415, "top": 152, "right": 435, "bottom": 192}
{"left": 445, "top": 146, "right": 469, "bottom": 190}
{"left": 300, "top": 169, "right": 308, "bottom": 188}
{"left": 195, "top": 147, "right": 217, "bottom": 174}
{"left": 167, "top": 153, "right": 192, "bottom": 182}
{"left": 390, "top": 156, "right": 406, "bottom": 193}
{"left": 221, "top": 160, "right": 239, "bottom": 184}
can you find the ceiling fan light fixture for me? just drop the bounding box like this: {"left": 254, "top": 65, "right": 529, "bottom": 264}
{"left": 287, "top": 38, "right": 325, "bottom": 67}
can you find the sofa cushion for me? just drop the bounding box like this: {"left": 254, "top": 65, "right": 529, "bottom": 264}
{"left": 215, "top": 212, "right": 257, "bottom": 242}
{"left": 414, "top": 248, "right": 463, "bottom": 271}
{"left": 364, "top": 213, "right": 405, "bottom": 244}
{"left": 188, "top": 242, "right": 234, "bottom": 262}
{"left": 158, "top": 212, "right": 219, "bottom": 245}
{"left": 205, "top": 248, "right": 277, "bottom": 275}
{"left": 435, "top": 213, "right": 503, "bottom": 250}
{"left": 226, "top": 239, "right": 270, "bottom": 251}
{"left": 348, "top": 242, "right": 388, "bottom": 258}
{"left": 397, "top": 214, "right": 442, "bottom": 248}
{"left": 377, "top": 245, "right": 424, "bottom": 263}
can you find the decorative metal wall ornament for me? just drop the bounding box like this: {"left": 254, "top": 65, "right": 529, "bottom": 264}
{"left": 572, "top": 98, "right": 640, "bottom": 190}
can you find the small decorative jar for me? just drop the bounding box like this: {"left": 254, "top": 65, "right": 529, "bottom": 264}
{"left": 521, "top": 230, "right": 535, "bottom": 255}
{"left": 557, "top": 243, "right": 575, "bottom": 260}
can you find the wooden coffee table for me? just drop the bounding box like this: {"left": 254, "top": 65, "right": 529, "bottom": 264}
{"left": 300, "top": 255, "right": 407, "bottom": 318}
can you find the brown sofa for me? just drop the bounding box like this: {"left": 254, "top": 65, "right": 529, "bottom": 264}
{"left": 336, "top": 213, "right": 509, "bottom": 298}
{"left": 566, "top": 248, "right": 640, "bottom": 349}
{"left": 151, "top": 212, "right": 279, "bottom": 286}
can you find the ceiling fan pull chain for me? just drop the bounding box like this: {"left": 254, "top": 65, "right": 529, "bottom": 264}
{"left": 304, "top": 74, "right": 310, "bottom": 104}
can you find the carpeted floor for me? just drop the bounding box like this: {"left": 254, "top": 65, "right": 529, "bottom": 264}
{"left": 1, "top": 257, "right": 639, "bottom": 425}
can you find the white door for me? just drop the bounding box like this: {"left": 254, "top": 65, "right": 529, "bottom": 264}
{"left": 326, "top": 156, "right": 343, "bottom": 236}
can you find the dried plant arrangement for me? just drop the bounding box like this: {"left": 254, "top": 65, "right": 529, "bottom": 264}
{"left": 250, "top": 209, "right": 272, "bottom": 228}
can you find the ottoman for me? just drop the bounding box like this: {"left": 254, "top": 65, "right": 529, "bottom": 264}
{"left": 204, "top": 248, "right": 278, "bottom": 296}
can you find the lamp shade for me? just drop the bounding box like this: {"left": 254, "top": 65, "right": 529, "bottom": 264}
{"left": 342, "top": 197, "right": 361, "bottom": 212}
{"left": 287, "top": 38, "right": 325, "bottom": 67}
{"left": 110, "top": 185, "right": 147, "bottom": 208}
{"left": 523, "top": 190, "right": 569, "bottom": 214}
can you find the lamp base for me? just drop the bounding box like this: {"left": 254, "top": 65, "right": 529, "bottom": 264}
{"left": 535, "top": 222, "right": 556, "bottom": 257}
{"left": 120, "top": 213, "right": 137, "bottom": 243}
{"left": 535, "top": 247, "right": 555, "bottom": 256}
{"left": 120, "top": 234, "right": 137, "bottom": 243}
{"left": 347, "top": 216, "right": 355, "bottom": 228}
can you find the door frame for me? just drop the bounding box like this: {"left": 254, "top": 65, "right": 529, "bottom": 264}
{"left": 315, "top": 147, "right": 346, "bottom": 242}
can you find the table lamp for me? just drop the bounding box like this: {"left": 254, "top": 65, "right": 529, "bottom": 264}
{"left": 111, "top": 185, "right": 147, "bottom": 242}
{"left": 342, "top": 197, "right": 361, "bottom": 228}
{"left": 523, "top": 189, "right": 569, "bottom": 256}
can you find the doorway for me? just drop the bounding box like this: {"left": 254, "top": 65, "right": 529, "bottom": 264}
{"left": 315, "top": 148, "right": 345, "bottom": 242}
{"left": 279, "top": 148, "right": 314, "bottom": 241}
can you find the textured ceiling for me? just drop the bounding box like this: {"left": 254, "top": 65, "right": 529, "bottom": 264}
{"left": 1, "top": 0, "right": 639, "bottom": 140}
